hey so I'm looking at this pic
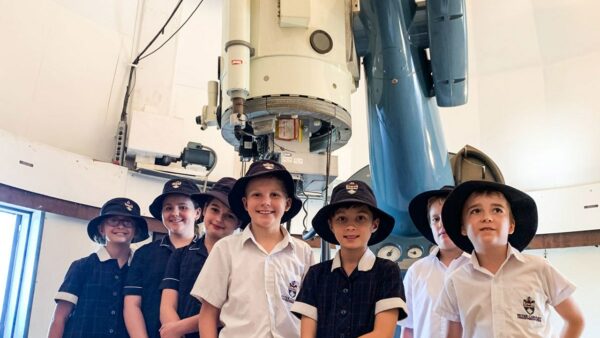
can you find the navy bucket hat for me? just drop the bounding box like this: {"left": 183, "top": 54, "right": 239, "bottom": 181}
{"left": 149, "top": 178, "right": 201, "bottom": 221}
{"left": 311, "top": 180, "right": 395, "bottom": 245}
{"left": 191, "top": 177, "right": 248, "bottom": 225}
{"left": 442, "top": 180, "right": 538, "bottom": 252}
{"left": 408, "top": 186, "right": 454, "bottom": 245}
{"left": 228, "top": 160, "right": 302, "bottom": 228}
{"left": 87, "top": 198, "right": 149, "bottom": 244}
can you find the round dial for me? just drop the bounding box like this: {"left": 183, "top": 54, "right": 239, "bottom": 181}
{"left": 406, "top": 245, "right": 424, "bottom": 259}
{"left": 376, "top": 244, "right": 402, "bottom": 262}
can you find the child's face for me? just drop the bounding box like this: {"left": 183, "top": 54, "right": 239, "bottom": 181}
{"left": 203, "top": 198, "right": 240, "bottom": 240}
{"left": 461, "top": 191, "right": 515, "bottom": 252}
{"left": 242, "top": 177, "right": 291, "bottom": 229}
{"left": 162, "top": 194, "right": 201, "bottom": 235}
{"left": 428, "top": 199, "right": 459, "bottom": 251}
{"left": 329, "top": 205, "right": 379, "bottom": 251}
{"left": 99, "top": 216, "right": 135, "bottom": 244}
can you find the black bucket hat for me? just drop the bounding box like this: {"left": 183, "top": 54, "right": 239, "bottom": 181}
{"left": 87, "top": 198, "right": 149, "bottom": 244}
{"left": 442, "top": 180, "right": 538, "bottom": 252}
{"left": 191, "top": 177, "right": 249, "bottom": 225}
{"left": 228, "top": 160, "right": 302, "bottom": 228}
{"left": 408, "top": 186, "right": 454, "bottom": 244}
{"left": 149, "top": 178, "right": 201, "bottom": 221}
{"left": 311, "top": 180, "right": 395, "bottom": 245}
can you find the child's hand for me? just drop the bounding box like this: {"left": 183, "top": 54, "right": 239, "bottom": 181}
{"left": 159, "top": 321, "right": 184, "bottom": 338}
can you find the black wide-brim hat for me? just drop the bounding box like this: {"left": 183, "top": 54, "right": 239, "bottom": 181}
{"left": 191, "top": 177, "right": 249, "bottom": 225}
{"left": 88, "top": 198, "right": 149, "bottom": 243}
{"left": 149, "top": 178, "right": 201, "bottom": 221}
{"left": 312, "top": 180, "right": 395, "bottom": 245}
{"left": 408, "top": 186, "right": 454, "bottom": 244}
{"left": 228, "top": 160, "right": 302, "bottom": 228}
{"left": 442, "top": 180, "right": 538, "bottom": 253}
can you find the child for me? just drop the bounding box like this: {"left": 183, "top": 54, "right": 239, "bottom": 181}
{"left": 159, "top": 177, "right": 244, "bottom": 338}
{"left": 124, "top": 179, "right": 201, "bottom": 338}
{"left": 48, "top": 198, "right": 149, "bottom": 338}
{"left": 291, "top": 180, "right": 407, "bottom": 338}
{"left": 192, "top": 160, "right": 314, "bottom": 338}
{"left": 436, "top": 180, "right": 585, "bottom": 338}
{"left": 402, "top": 186, "right": 470, "bottom": 338}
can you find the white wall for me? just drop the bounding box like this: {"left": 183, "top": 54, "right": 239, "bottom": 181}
{"left": 1, "top": 0, "right": 600, "bottom": 337}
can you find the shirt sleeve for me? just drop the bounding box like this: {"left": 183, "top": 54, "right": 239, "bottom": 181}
{"left": 543, "top": 260, "right": 576, "bottom": 306}
{"left": 290, "top": 265, "right": 319, "bottom": 321}
{"left": 190, "top": 239, "right": 231, "bottom": 308}
{"left": 124, "top": 244, "right": 147, "bottom": 296}
{"left": 401, "top": 264, "right": 415, "bottom": 328}
{"left": 375, "top": 260, "right": 408, "bottom": 320}
{"left": 160, "top": 247, "right": 184, "bottom": 290}
{"left": 55, "top": 258, "right": 88, "bottom": 305}
{"left": 435, "top": 276, "right": 461, "bottom": 322}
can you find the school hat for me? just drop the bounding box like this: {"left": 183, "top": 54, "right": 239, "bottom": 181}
{"left": 191, "top": 177, "right": 249, "bottom": 225}
{"left": 87, "top": 198, "right": 149, "bottom": 244}
{"left": 311, "top": 180, "right": 395, "bottom": 245}
{"left": 149, "top": 178, "right": 201, "bottom": 221}
{"left": 408, "top": 186, "right": 454, "bottom": 244}
{"left": 228, "top": 160, "right": 302, "bottom": 228}
{"left": 442, "top": 180, "right": 538, "bottom": 252}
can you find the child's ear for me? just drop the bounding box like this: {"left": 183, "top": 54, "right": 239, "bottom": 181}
{"left": 461, "top": 224, "right": 467, "bottom": 236}
{"left": 242, "top": 197, "right": 248, "bottom": 211}
{"left": 284, "top": 197, "right": 292, "bottom": 211}
{"left": 508, "top": 220, "right": 516, "bottom": 235}
{"left": 195, "top": 207, "right": 202, "bottom": 221}
{"left": 371, "top": 218, "right": 380, "bottom": 233}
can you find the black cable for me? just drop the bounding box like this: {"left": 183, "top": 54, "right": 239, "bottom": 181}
{"left": 138, "top": 0, "right": 206, "bottom": 62}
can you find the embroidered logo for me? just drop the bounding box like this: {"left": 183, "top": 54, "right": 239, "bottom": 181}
{"left": 263, "top": 162, "right": 275, "bottom": 170}
{"left": 171, "top": 180, "right": 182, "bottom": 189}
{"left": 345, "top": 181, "right": 359, "bottom": 194}
{"left": 124, "top": 201, "right": 134, "bottom": 211}
{"left": 281, "top": 280, "right": 299, "bottom": 304}
{"left": 516, "top": 296, "right": 542, "bottom": 322}
{"left": 523, "top": 296, "right": 535, "bottom": 315}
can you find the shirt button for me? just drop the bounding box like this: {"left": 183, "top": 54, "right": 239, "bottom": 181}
{"left": 111, "top": 310, "right": 116, "bottom": 315}
{"left": 109, "top": 329, "right": 114, "bottom": 334}
{"left": 340, "top": 309, "right": 347, "bottom": 316}
{"left": 342, "top": 288, "right": 349, "bottom": 293}
{"left": 112, "top": 291, "right": 118, "bottom": 296}
{"left": 114, "top": 275, "right": 119, "bottom": 280}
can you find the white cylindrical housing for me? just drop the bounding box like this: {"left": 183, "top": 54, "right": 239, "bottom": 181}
{"left": 223, "top": 0, "right": 251, "bottom": 99}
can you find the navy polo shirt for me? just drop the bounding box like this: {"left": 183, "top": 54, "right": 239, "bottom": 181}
{"left": 292, "top": 250, "right": 407, "bottom": 338}
{"left": 124, "top": 236, "right": 178, "bottom": 338}
{"left": 55, "top": 247, "right": 129, "bottom": 338}
{"left": 159, "top": 236, "right": 209, "bottom": 338}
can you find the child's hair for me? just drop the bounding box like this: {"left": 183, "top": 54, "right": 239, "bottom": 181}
{"left": 244, "top": 174, "right": 289, "bottom": 196}
{"left": 465, "top": 189, "right": 515, "bottom": 224}
{"left": 327, "top": 202, "right": 377, "bottom": 221}
{"left": 426, "top": 196, "right": 447, "bottom": 213}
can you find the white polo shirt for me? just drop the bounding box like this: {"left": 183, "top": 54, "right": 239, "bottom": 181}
{"left": 190, "top": 225, "right": 315, "bottom": 338}
{"left": 436, "top": 245, "right": 576, "bottom": 338}
{"left": 402, "top": 247, "right": 470, "bottom": 338}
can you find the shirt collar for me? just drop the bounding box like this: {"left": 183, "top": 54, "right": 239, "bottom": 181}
{"left": 470, "top": 243, "right": 524, "bottom": 271}
{"left": 331, "top": 248, "right": 376, "bottom": 272}
{"left": 159, "top": 235, "right": 175, "bottom": 250}
{"left": 95, "top": 246, "right": 133, "bottom": 263}
{"left": 188, "top": 235, "right": 208, "bottom": 255}
{"left": 241, "top": 224, "right": 296, "bottom": 250}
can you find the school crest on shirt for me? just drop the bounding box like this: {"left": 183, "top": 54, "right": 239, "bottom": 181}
{"left": 345, "top": 181, "right": 359, "bottom": 194}
{"left": 281, "top": 280, "right": 299, "bottom": 304}
{"left": 171, "top": 180, "right": 182, "bottom": 189}
{"left": 124, "top": 200, "right": 134, "bottom": 211}
{"left": 516, "top": 296, "right": 542, "bottom": 322}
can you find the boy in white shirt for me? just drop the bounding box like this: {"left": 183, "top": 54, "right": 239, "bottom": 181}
{"left": 436, "top": 180, "right": 584, "bottom": 338}
{"left": 402, "top": 186, "right": 469, "bottom": 338}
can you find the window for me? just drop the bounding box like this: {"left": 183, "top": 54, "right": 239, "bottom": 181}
{"left": 0, "top": 203, "right": 44, "bottom": 338}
